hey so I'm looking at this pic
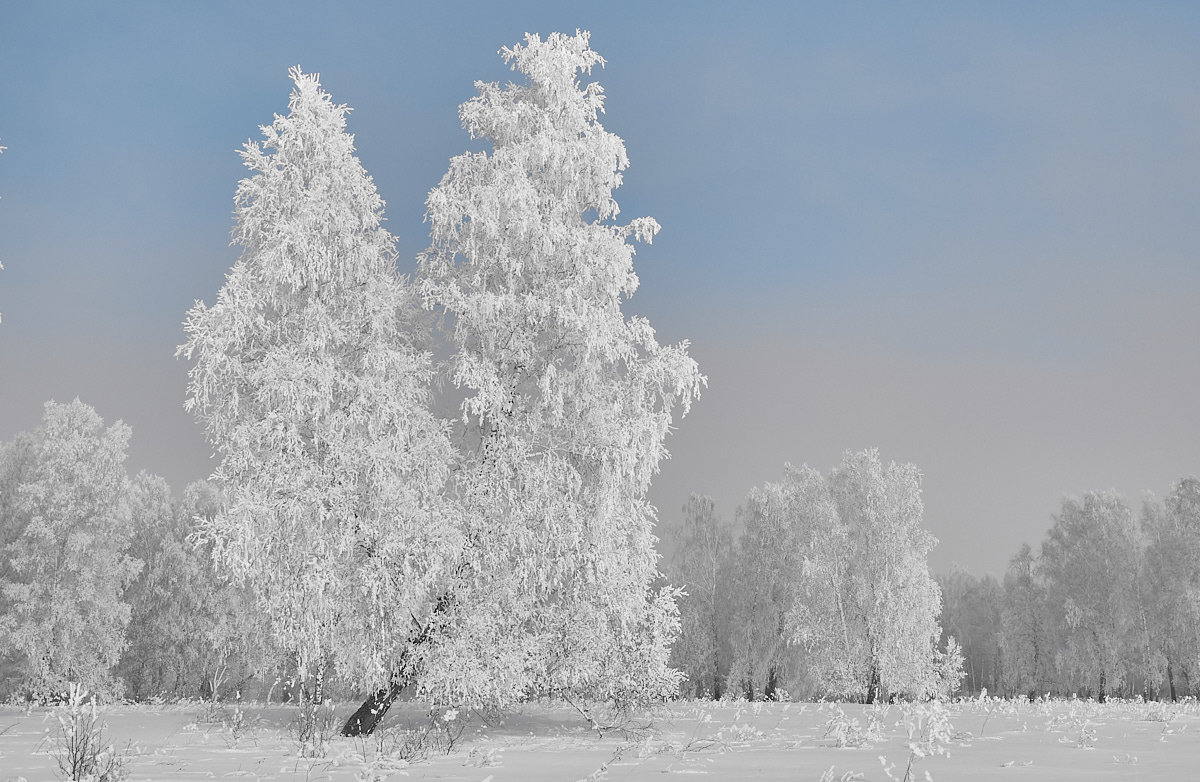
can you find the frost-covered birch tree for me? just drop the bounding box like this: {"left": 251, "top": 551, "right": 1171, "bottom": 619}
{"left": 787, "top": 449, "right": 961, "bottom": 701}
{"left": 174, "top": 480, "right": 276, "bottom": 702}
{"left": 0, "top": 399, "right": 139, "bottom": 701}
{"left": 118, "top": 477, "right": 271, "bottom": 701}
{"left": 1139, "top": 480, "right": 1200, "bottom": 699}
{"left": 118, "top": 471, "right": 182, "bottom": 699}
{"left": 179, "top": 68, "right": 455, "bottom": 708}
{"left": 1039, "top": 491, "right": 1141, "bottom": 702}
{"left": 997, "top": 543, "right": 1051, "bottom": 697}
{"left": 784, "top": 462, "right": 865, "bottom": 699}
{"left": 417, "top": 31, "right": 703, "bottom": 711}
{"left": 667, "top": 495, "right": 734, "bottom": 698}
{"left": 727, "top": 466, "right": 817, "bottom": 700}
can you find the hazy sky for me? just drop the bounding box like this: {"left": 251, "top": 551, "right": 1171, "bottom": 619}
{"left": 2, "top": 2, "right": 1199, "bottom": 576}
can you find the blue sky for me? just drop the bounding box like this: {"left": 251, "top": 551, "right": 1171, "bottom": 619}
{"left": 3, "top": 1, "right": 1200, "bottom": 575}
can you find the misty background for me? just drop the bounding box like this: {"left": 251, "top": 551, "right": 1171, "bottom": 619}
{"left": 2, "top": 1, "right": 1199, "bottom": 576}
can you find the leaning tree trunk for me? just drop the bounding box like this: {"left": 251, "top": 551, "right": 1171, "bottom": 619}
{"left": 342, "top": 592, "right": 454, "bottom": 737}
{"left": 342, "top": 678, "right": 406, "bottom": 736}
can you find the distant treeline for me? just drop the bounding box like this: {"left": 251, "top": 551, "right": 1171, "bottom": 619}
{"left": 667, "top": 472, "right": 1200, "bottom": 703}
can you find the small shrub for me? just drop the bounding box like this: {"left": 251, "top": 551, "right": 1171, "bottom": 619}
{"left": 1056, "top": 716, "right": 1097, "bottom": 749}
{"left": 220, "top": 696, "right": 260, "bottom": 748}
{"left": 291, "top": 698, "right": 339, "bottom": 758}
{"left": 465, "top": 744, "right": 501, "bottom": 767}
{"left": 824, "top": 707, "right": 883, "bottom": 748}
{"left": 51, "top": 684, "right": 129, "bottom": 782}
{"left": 879, "top": 701, "right": 955, "bottom": 782}
{"left": 1143, "top": 703, "right": 1175, "bottom": 723}
{"left": 717, "top": 722, "right": 763, "bottom": 744}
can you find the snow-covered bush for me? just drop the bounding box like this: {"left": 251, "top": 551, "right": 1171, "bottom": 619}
{"left": 823, "top": 706, "right": 883, "bottom": 748}
{"left": 51, "top": 683, "right": 129, "bottom": 782}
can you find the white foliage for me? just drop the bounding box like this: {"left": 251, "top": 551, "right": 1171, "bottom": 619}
{"left": 118, "top": 477, "right": 270, "bottom": 701}
{"left": 416, "top": 31, "right": 703, "bottom": 708}
{"left": 0, "top": 399, "right": 138, "bottom": 700}
{"left": 937, "top": 567, "right": 1003, "bottom": 695}
{"left": 785, "top": 449, "right": 960, "bottom": 701}
{"left": 1141, "top": 478, "right": 1200, "bottom": 699}
{"left": 178, "top": 67, "right": 456, "bottom": 690}
{"left": 726, "top": 466, "right": 817, "bottom": 698}
{"left": 1039, "top": 491, "right": 1141, "bottom": 699}
{"left": 997, "top": 543, "right": 1052, "bottom": 696}
{"left": 667, "top": 495, "right": 735, "bottom": 698}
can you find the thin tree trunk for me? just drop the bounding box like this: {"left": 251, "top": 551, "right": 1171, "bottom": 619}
{"left": 764, "top": 666, "right": 778, "bottom": 701}
{"left": 711, "top": 610, "right": 722, "bottom": 700}
{"left": 865, "top": 660, "right": 882, "bottom": 704}
{"left": 1168, "top": 660, "right": 1177, "bottom": 702}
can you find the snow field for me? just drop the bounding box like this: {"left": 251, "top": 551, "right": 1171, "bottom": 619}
{"left": 1, "top": 697, "right": 1197, "bottom": 781}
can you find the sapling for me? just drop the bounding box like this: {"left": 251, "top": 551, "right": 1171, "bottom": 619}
{"left": 50, "top": 684, "right": 130, "bottom": 782}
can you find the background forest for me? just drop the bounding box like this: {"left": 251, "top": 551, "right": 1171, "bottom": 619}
{"left": 3, "top": 395, "right": 1198, "bottom": 709}
{"left": 667, "top": 470, "right": 1200, "bottom": 704}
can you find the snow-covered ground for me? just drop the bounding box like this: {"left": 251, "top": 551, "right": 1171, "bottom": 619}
{"left": 1, "top": 697, "right": 1196, "bottom": 781}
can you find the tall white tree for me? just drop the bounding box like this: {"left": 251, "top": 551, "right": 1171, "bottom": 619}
{"left": 1039, "top": 491, "right": 1142, "bottom": 701}
{"left": 787, "top": 449, "right": 961, "bottom": 701}
{"left": 0, "top": 399, "right": 138, "bottom": 701}
{"left": 179, "top": 68, "right": 455, "bottom": 712}
{"left": 118, "top": 471, "right": 181, "bottom": 699}
{"left": 727, "top": 466, "right": 818, "bottom": 700}
{"left": 997, "top": 543, "right": 1050, "bottom": 697}
{"left": 784, "top": 462, "right": 867, "bottom": 700}
{"left": 417, "top": 31, "right": 703, "bottom": 710}
{"left": 667, "top": 495, "right": 735, "bottom": 698}
{"left": 1140, "top": 479, "right": 1200, "bottom": 699}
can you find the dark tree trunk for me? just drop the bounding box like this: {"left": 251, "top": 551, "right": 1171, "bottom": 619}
{"left": 1168, "top": 661, "right": 1178, "bottom": 702}
{"left": 865, "top": 661, "right": 882, "bottom": 705}
{"left": 341, "top": 592, "right": 454, "bottom": 737}
{"left": 764, "top": 666, "right": 778, "bottom": 701}
{"left": 1098, "top": 669, "right": 1107, "bottom": 704}
{"left": 711, "top": 617, "right": 722, "bottom": 700}
{"left": 342, "top": 679, "right": 406, "bottom": 736}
